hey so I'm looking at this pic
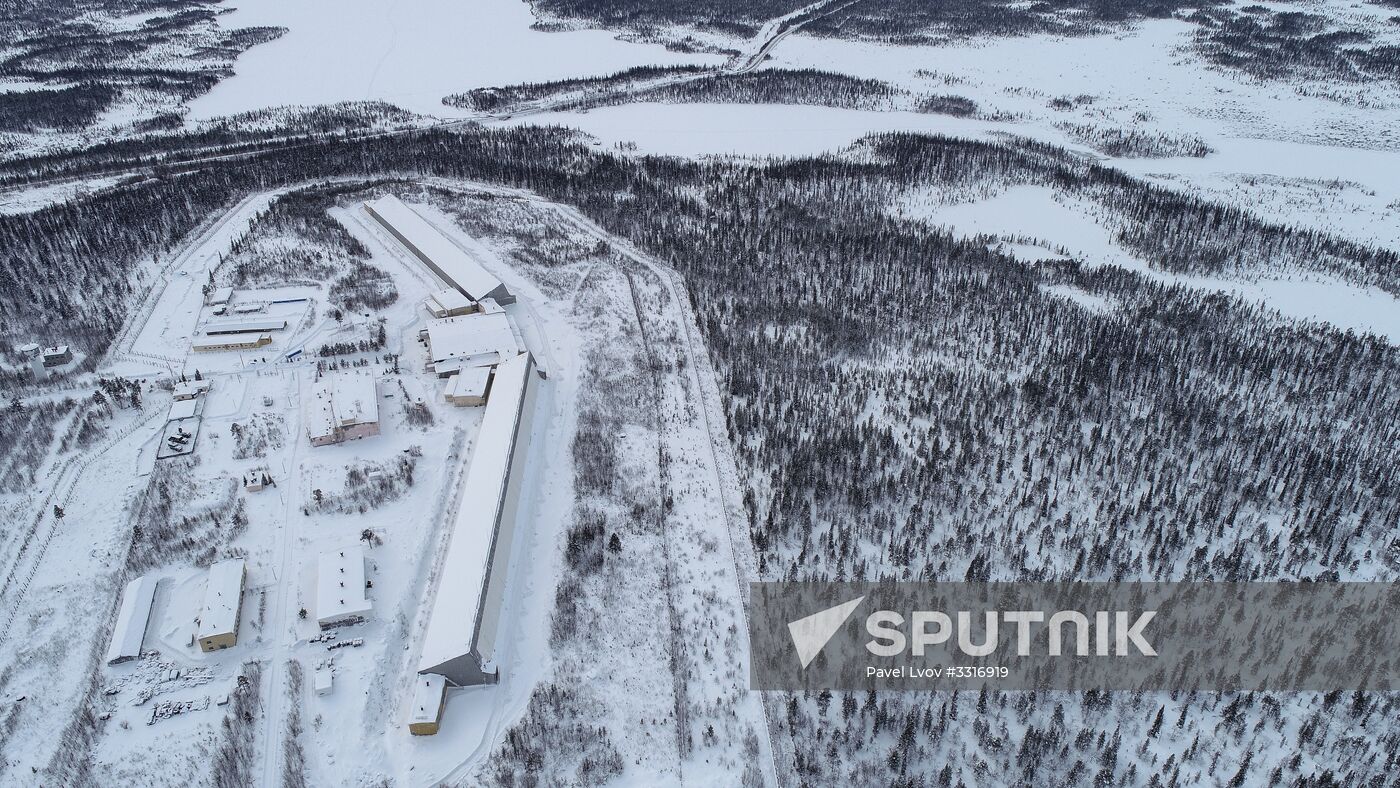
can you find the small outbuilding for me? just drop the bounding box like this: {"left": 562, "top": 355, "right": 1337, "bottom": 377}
{"left": 207, "top": 287, "right": 234, "bottom": 306}
{"left": 172, "top": 380, "right": 211, "bottom": 400}
{"left": 314, "top": 666, "right": 334, "bottom": 697}
{"left": 407, "top": 673, "right": 447, "bottom": 735}
{"left": 197, "top": 559, "right": 246, "bottom": 652}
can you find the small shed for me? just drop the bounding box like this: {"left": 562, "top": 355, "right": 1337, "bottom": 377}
{"left": 314, "top": 666, "right": 333, "bottom": 697}
{"left": 408, "top": 673, "right": 447, "bottom": 735}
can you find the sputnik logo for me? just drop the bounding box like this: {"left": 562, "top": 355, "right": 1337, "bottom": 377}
{"left": 788, "top": 596, "right": 865, "bottom": 669}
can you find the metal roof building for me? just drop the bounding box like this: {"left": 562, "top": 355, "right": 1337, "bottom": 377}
{"left": 106, "top": 575, "right": 158, "bottom": 665}
{"left": 417, "top": 352, "right": 537, "bottom": 686}
{"left": 203, "top": 319, "right": 287, "bottom": 335}
{"left": 364, "top": 196, "right": 514, "bottom": 305}
{"left": 423, "top": 310, "right": 522, "bottom": 376}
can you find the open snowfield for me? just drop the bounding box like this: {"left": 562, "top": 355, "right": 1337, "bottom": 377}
{"left": 187, "top": 0, "right": 724, "bottom": 119}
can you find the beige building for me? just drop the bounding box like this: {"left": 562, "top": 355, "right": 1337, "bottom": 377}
{"left": 305, "top": 373, "right": 381, "bottom": 447}
{"left": 407, "top": 673, "right": 447, "bottom": 735}
{"left": 192, "top": 332, "right": 272, "bottom": 352}
{"left": 198, "top": 559, "right": 246, "bottom": 652}
{"left": 444, "top": 367, "right": 490, "bottom": 407}
{"left": 425, "top": 288, "right": 477, "bottom": 318}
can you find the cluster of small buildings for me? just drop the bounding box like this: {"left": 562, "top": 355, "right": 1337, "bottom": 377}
{"left": 304, "top": 372, "right": 381, "bottom": 447}
{"left": 16, "top": 342, "right": 74, "bottom": 380}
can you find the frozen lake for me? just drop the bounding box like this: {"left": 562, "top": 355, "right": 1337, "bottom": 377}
{"left": 187, "top": 0, "right": 722, "bottom": 119}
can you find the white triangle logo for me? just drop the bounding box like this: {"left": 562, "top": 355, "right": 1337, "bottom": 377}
{"left": 788, "top": 596, "right": 865, "bottom": 669}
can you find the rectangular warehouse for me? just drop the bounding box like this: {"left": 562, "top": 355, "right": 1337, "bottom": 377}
{"left": 364, "top": 196, "right": 515, "bottom": 305}
{"left": 316, "top": 545, "right": 372, "bottom": 627}
{"left": 417, "top": 352, "right": 537, "bottom": 686}
{"left": 423, "top": 309, "right": 522, "bottom": 376}
{"left": 192, "top": 332, "right": 271, "bottom": 352}
{"left": 107, "top": 575, "right": 158, "bottom": 665}
{"left": 198, "top": 559, "right": 246, "bottom": 652}
{"left": 305, "top": 373, "right": 380, "bottom": 446}
{"left": 203, "top": 319, "right": 287, "bottom": 335}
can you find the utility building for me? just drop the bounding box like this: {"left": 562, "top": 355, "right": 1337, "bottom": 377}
{"left": 407, "top": 673, "right": 447, "bottom": 735}
{"left": 316, "top": 545, "right": 372, "bottom": 627}
{"left": 305, "top": 373, "right": 380, "bottom": 447}
{"left": 192, "top": 332, "right": 272, "bottom": 352}
{"left": 203, "top": 318, "right": 286, "bottom": 335}
{"left": 364, "top": 195, "right": 515, "bottom": 305}
{"left": 198, "top": 559, "right": 246, "bottom": 652}
{"left": 444, "top": 367, "right": 491, "bottom": 407}
{"left": 417, "top": 352, "right": 537, "bottom": 686}
{"left": 41, "top": 346, "right": 73, "bottom": 367}
{"left": 422, "top": 306, "right": 522, "bottom": 376}
{"left": 107, "top": 575, "right": 158, "bottom": 665}
{"left": 425, "top": 288, "right": 476, "bottom": 318}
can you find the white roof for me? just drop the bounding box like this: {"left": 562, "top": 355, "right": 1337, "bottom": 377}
{"left": 314, "top": 667, "right": 333, "bottom": 692}
{"left": 409, "top": 673, "right": 447, "bottom": 724}
{"left": 428, "top": 288, "right": 474, "bottom": 313}
{"left": 198, "top": 559, "right": 245, "bottom": 639}
{"left": 172, "top": 380, "right": 210, "bottom": 398}
{"left": 365, "top": 196, "right": 506, "bottom": 301}
{"left": 168, "top": 398, "right": 199, "bottom": 421}
{"left": 42, "top": 345, "right": 69, "bottom": 356}
{"left": 204, "top": 318, "right": 286, "bottom": 334}
{"left": 316, "top": 545, "right": 371, "bottom": 624}
{"left": 446, "top": 368, "right": 490, "bottom": 400}
{"left": 208, "top": 286, "right": 234, "bottom": 305}
{"left": 418, "top": 353, "right": 533, "bottom": 674}
{"left": 191, "top": 332, "right": 270, "bottom": 350}
{"left": 425, "top": 312, "right": 521, "bottom": 371}
{"left": 307, "top": 373, "right": 379, "bottom": 440}
{"left": 16, "top": 342, "right": 39, "bottom": 353}
{"left": 107, "top": 575, "right": 158, "bottom": 664}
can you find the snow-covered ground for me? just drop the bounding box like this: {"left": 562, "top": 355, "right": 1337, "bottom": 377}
{"left": 187, "top": 0, "right": 724, "bottom": 119}
{"left": 900, "top": 184, "right": 1400, "bottom": 343}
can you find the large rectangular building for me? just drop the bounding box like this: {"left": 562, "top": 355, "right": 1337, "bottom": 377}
{"left": 305, "top": 373, "right": 380, "bottom": 447}
{"left": 107, "top": 575, "right": 158, "bottom": 665}
{"left": 422, "top": 308, "right": 522, "bottom": 376}
{"left": 417, "top": 352, "right": 537, "bottom": 686}
{"left": 364, "top": 196, "right": 515, "bottom": 305}
{"left": 192, "top": 332, "right": 271, "bottom": 352}
{"left": 198, "top": 559, "right": 246, "bottom": 652}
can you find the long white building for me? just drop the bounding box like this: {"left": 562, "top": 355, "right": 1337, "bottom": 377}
{"left": 198, "top": 559, "right": 246, "bottom": 652}
{"left": 106, "top": 575, "right": 158, "bottom": 665}
{"left": 365, "top": 195, "right": 515, "bottom": 305}
{"left": 417, "top": 352, "right": 538, "bottom": 686}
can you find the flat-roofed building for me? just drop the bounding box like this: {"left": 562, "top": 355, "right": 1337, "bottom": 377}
{"left": 192, "top": 332, "right": 272, "bottom": 352}
{"left": 316, "top": 545, "right": 371, "bottom": 627}
{"left": 107, "top": 575, "right": 158, "bottom": 665}
{"left": 41, "top": 345, "right": 73, "bottom": 367}
{"left": 172, "top": 380, "right": 211, "bottom": 400}
{"left": 407, "top": 673, "right": 447, "bottom": 735}
{"left": 425, "top": 288, "right": 476, "bottom": 318}
{"left": 422, "top": 309, "right": 522, "bottom": 377}
{"left": 417, "top": 352, "right": 537, "bottom": 687}
{"left": 444, "top": 367, "right": 491, "bottom": 407}
{"left": 207, "top": 286, "right": 234, "bottom": 306}
{"left": 305, "top": 373, "right": 380, "bottom": 447}
{"left": 203, "top": 318, "right": 286, "bottom": 335}
{"left": 364, "top": 196, "right": 514, "bottom": 305}
{"left": 198, "top": 559, "right": 246, "bottom": 652}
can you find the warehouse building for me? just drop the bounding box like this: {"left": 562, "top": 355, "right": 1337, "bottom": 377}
{"left": 203, "top": 318, "right": 287, "bottom": 335}
{"left": 192, "top": 332, "right": 272, "bottom": 352}
{"left": 107, "top": 575, "right": 158, "bottom": 665}
{"left": 417, "top": 352, "right": 537, "bottom": 687}
{"left": 206, "top": 287, "right": 234, "bottom": 306}
{"left": 407, "top": 673, "right": 448, "bottom": 735}
{"left": 422, "top": 306, "right": 522, "bottom": 376}
{"left": 444, "top": 367, "right": 491, "bottom": 407}
{"left": 425, "top": 288, "right": 477, "bottom": 318}
{"left": 316, "top": 545, "right": 372, "bottom": 627}
{"left": 305, "top": 373, "right": 380, "bottom": 447}
{"left": 364, "top": 195, "right": 515, "bottom": 305}
{"left": 198, "top": 559, "right": 246, "bottom": 652}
